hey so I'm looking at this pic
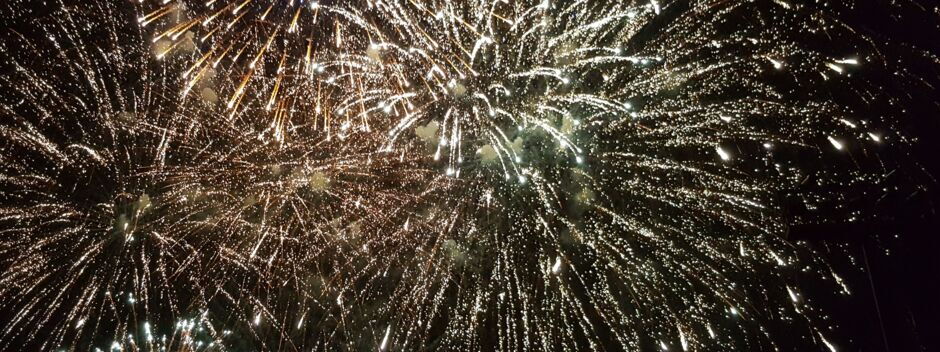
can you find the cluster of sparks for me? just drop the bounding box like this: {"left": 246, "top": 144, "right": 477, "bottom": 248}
{"left": 0, "top": 0, "right": 911, "bottom": 350}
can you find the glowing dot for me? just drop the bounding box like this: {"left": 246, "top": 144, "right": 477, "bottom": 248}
{"left": 716, "top": 147, "right": 731, "bottom": 161}
{"left": 828, "top": 136, "right": 844, "bottom": 150}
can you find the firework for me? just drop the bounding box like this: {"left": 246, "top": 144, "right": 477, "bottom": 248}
{"left": 0, "top": 1, "right": 430, "bottom": 349}
{"left": 1, "top": 0, "right": 913, "bottom": 350}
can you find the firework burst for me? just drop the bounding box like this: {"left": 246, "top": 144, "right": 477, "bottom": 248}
{"left": 0, "top": 0, "right": 917, "bottom": 350}
{"left": 0, "top": 1, "right": 429, "bottom": 349}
